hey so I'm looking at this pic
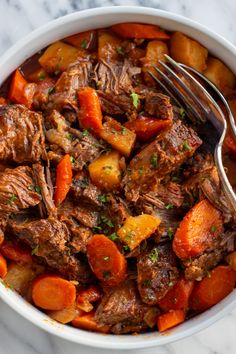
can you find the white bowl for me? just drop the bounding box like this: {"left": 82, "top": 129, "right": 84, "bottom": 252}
{"left": 0, "top": 6, "right": 236, "bottom": 350}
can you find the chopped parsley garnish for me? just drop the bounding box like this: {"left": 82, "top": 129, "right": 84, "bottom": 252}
{"left": 171, "top": 176, "right": 180, "bottom": 182}
{"left": 103, "top": 256, "right": 110, "bottom": 261}
{"left": 7, "top": 193, "right": 17, "bottom": 204}
{"left": 138, "top": 167, "right": 144, "bottom": 175}
{"left": 142, "top": 279, "right": 152, "bottom": 287}
{"left": 179, "top": 107, "right": 186, "bottom": 118}
{"left": 103, "top": 270, "right": 111, "bottom": 280}
{"left": 48, "top": 87, "right": 55, "bottom": 94}
{"left": 123, "top": 245, "right": 130, "bottom": 251}
{"left": 38, "top": 72, "right": 46, "bottom": 81}
{"left": 32, "top": 245, "right": 39, "bottom": 255}
{"left": 102, "top": 165, "right": 113, "bottom": 175}
{"left": 81, "top": 39, "right": 87, "bottom": 49}
{"left": 150, "top": 154, "right": 158, "bottom": 168}
{"left": 108, "top": 232, "right": 118, "bottom": 241}
{"left": 165, "top": 203, "right": 174, "bottom": 210}
{"left": 211, "top": 225, "right": 217, "bottom": 233}
{"left": 92, "top": 226, "right": 102, "bottom": 233}
{"left": 183, "top": 140, "right": 190, "bottom": 151}
{"left": 70, "top": 156, "right": 75, "bottom": 163}
{"left": 116, "top": 47, "right": 125, "bottom": 56}
{"left": 167, "top": 228, "right": 173, "bottom": 240}
{"left": 130, "top": 92, "right": 140, "bottom": 109}
{"left": 66, "top": 133, "right": 73, "bottom": 141}
{"left": 121, "top": 127, "right": 127, "bottom": 135}
{"left": 100, "top": 215, "right": 114, "bottom": 228}
{"left": 82, "top": 129, "right": 90, "bottom": 137}
{"left": 34, "top": 186, "right": 41, "bottom": 194}
{"left": 149, "top": 247, "right": 159, "bottom": 262}
{"left": 98, "top": 194, "right": 109, "bottom": 203}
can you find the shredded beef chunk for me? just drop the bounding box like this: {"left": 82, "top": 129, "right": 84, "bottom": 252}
{"left": 123, "top": 120, "right": 202, "bottom": 201}
{"left": 0, "top": 166, "right": 41, "bottom": 213}
{"left": 0, "top": 105, "right": 45, "bottom": 163}
{"left": 137, "top": 243, "right": 179, "bottom": 304}
{"left": 144, "top": 92, "right": 173, "bottom": 119}
{"left": 95, "top": 280, "right": 151, "bottom": 334}
{"left": 9, "top": 217, "right": 92, "bottom": 282}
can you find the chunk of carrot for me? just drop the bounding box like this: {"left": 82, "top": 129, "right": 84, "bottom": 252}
{"left": 173, "top": 199, "right": 223, "bottom": 259}
{"left": 64, "top": 30, "right": 97, "bottom": 51}
{"left": 8, "top": 69, "right": 36, "bottom": 108}
{"left": 157, "top": 309, "right": 185, "bottom": 332}
{"left": 0, "top": 240, "right": 32, "bottom": 264}
{"left": 77, "top": 285, "right": 102, "bottom": 312}
{"left": 32, "top": 275, "right": 76, "bottom": 310}
{"left": 226, "top": 251, "right": 236, "bottom": 271}
{"left": 87, "top": 234, "right": 127, "bottom": 286}
{"left": 125, "top": 116, "right": 171, "bottom": 141}
{"left": 0, "top": 254, "right": 7, "bottom": 278}
{"left": 54, "top": 154, "right": 72, "bottom": 207}
{"left": 72, "top": 311, "right": 110, "bottom": 333}
{"left": 78, "top": 87, "right": 103, "bottom": 133}
{"left": 0, "top": 97, "right": 6, "bottom": 105}
{"left": 111, "top": 23, "right": 170, "bottom": 39}
{"left": 189, "top": 265, "right": 236, "bottom": 311}
{"left": 158, "top": 278, "right": 194, "bottom": 311}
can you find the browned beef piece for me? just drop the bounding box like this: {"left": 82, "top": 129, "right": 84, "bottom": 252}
{"left": 0, "top": 166, "right": 41, "bottom": 213}
{"left": 0, "top": 105, "right": 45, "bottom": 163}
{"left": 9, "top": 216, "right": 92, "bottom": 282}
{"left": 137, "top": 243, "right": 179, "bottom": 305}
{"left": 144, "top": 92, "right": 173, "bottom": 120}
{"left": 98, "top": 91, "right": 134, "bottom": 116}
{"left": 63, "top": 218, "right": 93, "bottom": 254}
{"left": 183, "top": 230, "right": 236, "bottom": 280}
{"left": 48, "top": 60, "right": 92, "bottom": 111}
{"left": 123, "top": 120, "right": 202, "bottom": 201}
{"left": 95, "top": 280, "right": 151, "bottom": 334}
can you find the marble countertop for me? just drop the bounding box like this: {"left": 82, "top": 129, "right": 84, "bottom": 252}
{"left": 0, "top": 0, "right": 236, "bottom": 353}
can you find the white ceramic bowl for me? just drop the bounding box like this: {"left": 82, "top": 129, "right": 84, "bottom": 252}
{"left": 0, "top": 6, "right": 236, "bottom": 350}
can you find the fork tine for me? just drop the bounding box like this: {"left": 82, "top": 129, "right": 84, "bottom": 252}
{"left": 152, "top": 65, "right": 204, "bottom": 123}
{"left": 158, "top": 59, "right": 209, "bottom": 118}
{"left": 147, "top": 70, "right": 182, "bottom": 107}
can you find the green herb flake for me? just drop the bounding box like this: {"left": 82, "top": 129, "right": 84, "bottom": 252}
{"left": 82, "top": 129, "right": 90, "bottom": 137}
{"left": 34, "top": 186, "right": 41, "bottom": 194}
{"left": 130, "top": 92, "right": 140, "bottom": 109}
{"left": 81, "top": 39, "right": 87, "bottom": 49}
{"left": 32, "top": 245, "right": 39, "bottom": 255}
{"left": 125, "top": 231, "right": 134, "bottom": 241}
{"left": 103, "top": 270, "right": 111, "bottom": 280}
{"left": 100, "top": 215, "right": 114, "bottom": 228}
{"left": 126, "top": 167, "right": 132, "bottom": 174}
{"left": 183, "top": 140, "right": 190, "bottom": 151}
{"left": 7, "top": 193, "right": 17, "bottom": 204}
{"left": 103, "top": 256, "right": 110, "bottom": 261}
{"left": 92, "top": 226, "right": 102, "bottom": 233}
{"left": 121, "top": 127, "right": 127, "bottom": 135}
{"left": 70, "top": 156, "right": 75, "bottom": 163}
{"left": 108, "top": 232, "right": 118, "bottom": 241}
{"left": 98, "top": 194, "right": 109, "bottom": 203}
{"left": 116, "top": 47, "right": 125, "bottom": 56}
{"left": 171, "top": 176, "right": 179, "bottom": 182}
{"left": 211, "top": 225, "right": 217, "bottom": 233}
{"left": 138, "top": 167, "right": 144, "bottom": 176}
{"left": 150, "top": 154, "right": 158, "bottom": 169}
{"left": 38, "top": 72, "right": 46, "bottom": 81}
{"left": 167, "top": 228, "right": 173, "bottom": 240}
{"left": 48, "top": 87, "right": 55, "bottom": 94}
{"left": 143, "top": 279, "right": 152, "bottom": 287}
{"left": 165, "top": 203, "right": 174, "bottom": 210}
{"left": 149, "top": 247, "right": 159, "bottom": 262}
{"left": 123, "top": 245, "right": 130, "bottom": 251}
{"left": 179, "top": 107, "right": 186, "bottom": 118}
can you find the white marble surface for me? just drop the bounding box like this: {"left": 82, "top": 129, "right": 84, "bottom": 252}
{"left": 0, "top": 0, "right": 236, "bottom": 353}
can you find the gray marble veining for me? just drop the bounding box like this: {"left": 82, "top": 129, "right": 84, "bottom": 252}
{"left": 0, "top": 1, "right": 236, "bottom": 353}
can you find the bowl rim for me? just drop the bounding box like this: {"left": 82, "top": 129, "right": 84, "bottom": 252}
{"left": 0, "top": 5, "right": 236, "bottom": 350}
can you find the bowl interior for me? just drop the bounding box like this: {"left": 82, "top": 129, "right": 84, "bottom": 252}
{"left": 0, "top": 6, "right": 235, "bottom": 350}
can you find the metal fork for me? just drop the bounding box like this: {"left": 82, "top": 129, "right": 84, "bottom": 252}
{"left": 148, "top": 54, "right": 236, "bottom": 213}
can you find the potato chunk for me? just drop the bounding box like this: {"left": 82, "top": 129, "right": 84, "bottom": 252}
{"left": 39, "top": 41, "right": 80, "bottom": 73}
{"left": 203, "top": 57, "right": 236, "bottom": 95}
{"left": 117, "top": 214, "right": 161, "bottom": 250}
{"left": 100, "top": 117, "right": 136, "bottom": 157}
{"left": 141, "top": 40, "right": 169, "bottom": 85}
{"left": 88, "top": 150, "right": 122, "bottom": 191}
{"left": 98, "top": 30, "right": 121, "bottom": 61}
{"left": 170, "top": 32, "right": 208, "bottom": 72}
{"left": 47, "top": 305, "right": 78, "bottom": 324}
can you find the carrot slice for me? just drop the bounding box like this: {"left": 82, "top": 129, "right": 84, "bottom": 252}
{"left": 72, "top": 311, "right": 110, "bottom": 333}
{"left": 0, "top": 240, "right": 32, "bottom": 264}
{"left": 32, "top": 274, "right": 76, "bottom": 310}
{"left": 87, "top": 234, "right": 127, "bottom": 286}
{"left": 157, "top": 309, "right": 185, "bottom": 332}
{"left": 9, "top": 69, "right": 36, "bottom": 108}
{"left": 54, "top": 154, "right": 72, "bottom": 206}
{"left": 111, "top": 23, "right": 170, "bottom": 39}
{"left": 0, "top": 97, "right": 6, "bottom": 105}
{"left": 64, "top": 30, "right": 97, "bottom": 51}
{"left": 189, "top": 265, "right": 236, "bottom": 311}
{"left": 124, "top": 116, "right": 171, "bottom": 141}
{"left": 173, "top": 199, "right": 223, "bottom": 259}
{"left": 77, "top": 285, "right": 102, "bottom": 312}
{"left": 78, "top": 87, "right": 103, "bottom": 133}
{"left": 158, "top": 278, "right": 194, "bottom": 311}
{"left": 0, "top": 254, "right": 7, "bottom": 278}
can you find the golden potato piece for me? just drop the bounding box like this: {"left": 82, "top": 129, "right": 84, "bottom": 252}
{"left": 100, "top": 117, "right": 136, "bottom": 157}
{"left": 204, "top": 57, "right": 236, "bottom": 95}
{"left": 39, "top": 41, "right": 81, "bottom": 73}
{"left": 47, "top": 305, "right": 78, "bottom": 324}
{"left": 98, "top": 30, "right": 121, "bottom": 61}
{"left": 117, "top": 214, "right": 161, "bottom": 250}
{"left": 88, "top": 150, "right": 122, "bottom": 191}
{"left": 170, "top": 32, "right": 208, "bottom": 72}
